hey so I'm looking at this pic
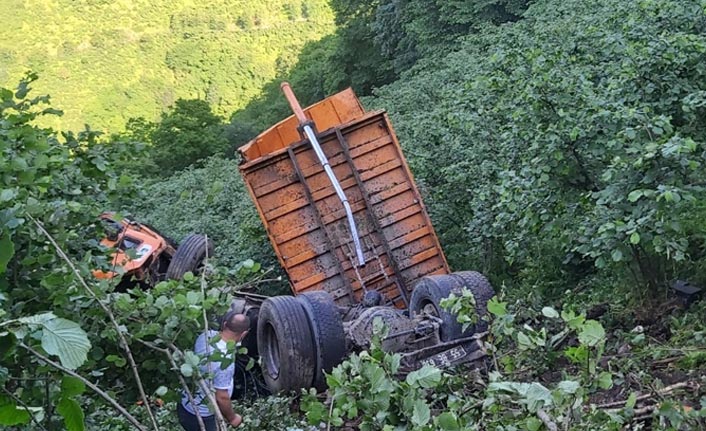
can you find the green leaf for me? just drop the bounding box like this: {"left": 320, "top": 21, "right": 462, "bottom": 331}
{"left": 525, "top": 383, "right": 553, "bottom": 412}
{"left": 41, "top": 318, "right": 91, "bottom": 370}
{"left": 155, "top": 386, "right": 168, "bottom": 396}
{"left": 105, "top": 354, "right": 126, "bottom": 367}
{"left": 57, "top": 397, "right": 84, "bottom": 431}
{"left": 180, "top": 363, "right": 193, "bottom": 377}
{"left": 556, "top": 380, "right": 580, "bottom": 394}
{"left": 526, "top": 416, "right": 542, "bottom": 431}
{"left": 627, "top": 190, "right": 643, "bottom": 202}
{"left": 18, "top": 312, "right": 56, "bottom": 325}
{"left": 541, "top": 307, "right": 559, "bottom": 318}
{"left": 629, "top": 232, "right": 640, "bottom": 244}
{"left": 0, "top": 334, "right": 16, "bottom": 360}
{"left": 186, "top": 291, "right": 200, "bottom": 305}
{"left": 0, "top": 404, "right": 30, "bottom": 426}
{"left": 405, "top": 365, "right": 441, "bottom": 388}
{"left": 517, "top": 332, "right": 533, "bottom": 350}
{"left": 0, "top": 189, "right": 16, "bottom": 202}
{"left": 436, "top": 412, "right": 460, "bottom": 430}
{"left": 561, "top": 310, "right": 585, "bottom": 330}
{"left": 578, "top": 320, "right": 605, "bottom": 347}
{"left": 183, "top": 351, "right": 201, "bottom": 367}
{"left": 15, "top": 80, "right": 30, "bottom": 99}
{"left": 597, "top": 371, "right": 613, "bottom": 389}
{"left": 625, "top": 392, "right": 638, "bottom": 409}
{"left": 411, "top": 399, "right": 430, "bottom": 427}
{"left": 0, "top": 232, "right": 14, "bottom": 275}
{"left": 564, "top": 345, "right": 588, "bottom": 364}
{"left": 61, "top": 376, "right": 86, "bottom": 397}
{"left": 611, "top": 249, "right": 623, "bottom": 262}
{"left": 0, "top": 88, "right": 12, "bottom": 102}
{"left": 487, "top": 297, "right": 507, "bottom": 316}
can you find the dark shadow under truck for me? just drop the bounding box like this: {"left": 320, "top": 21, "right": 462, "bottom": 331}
{"left": 230, "top": 83, "right": 494, "bottom": 394}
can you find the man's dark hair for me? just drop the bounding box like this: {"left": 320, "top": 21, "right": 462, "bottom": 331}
{"left": 222, "top": 311, "right": 250, "bottom": 334}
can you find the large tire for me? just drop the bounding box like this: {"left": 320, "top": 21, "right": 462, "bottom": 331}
{"left": 257, "top": 296, "right": 316, "bottom": 393}
{"left": 166, "top": 234, "right": 214, "bottom": 280}
{"left": 450, "top": 271, "right": 495, "bottom": 333}
{"left": 409, "top": 272, "right": 495, "bottom": 341}
{"left": 297, "top": 291, "right": 346, "bottom": 391}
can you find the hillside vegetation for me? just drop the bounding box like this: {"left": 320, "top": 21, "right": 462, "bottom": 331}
{"left": 1, "top": 0, "right": 706, "bottom": 430}
{"left": 0, "top": 0, "right": 334, "bottom": 132}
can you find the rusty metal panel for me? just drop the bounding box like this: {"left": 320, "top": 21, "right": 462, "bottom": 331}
{"left": 239, "top": 89, "right": 449, "bottom": 307}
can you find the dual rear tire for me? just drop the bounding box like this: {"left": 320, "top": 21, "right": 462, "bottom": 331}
{"left": 256, "top": 291, "right": 345, "bottom": 393}
{"left": 256, "top": 271, "right": 494, "bottom": 393}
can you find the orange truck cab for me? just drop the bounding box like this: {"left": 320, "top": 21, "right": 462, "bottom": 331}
{"left": 93, "top": 212, "right": 177, "bottom": 286}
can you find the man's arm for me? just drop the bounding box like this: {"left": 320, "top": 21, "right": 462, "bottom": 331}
{"left": 215, "top": 389, "right": 241, "bottom": 426}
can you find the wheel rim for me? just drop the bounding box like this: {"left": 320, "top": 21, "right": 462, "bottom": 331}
{"left": 262, "top": 322, "right": 280, "bottom": 379}
{"left": 420, "top": 299, "right": 440, "bottom": 318}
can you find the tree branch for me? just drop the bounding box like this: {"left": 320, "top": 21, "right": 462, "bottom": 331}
{"left": 168, "top": 342, "right": 228, "bottom": 430}
{"left": 30, "top": 216, "right": 160, "bottom": 431}
{"left": 136, "top": 339, "right": 207, "bottom": 431}
{"left": 537, "top": 409, "right": 558, "bottom": 431}
{"left": 198, "top": 238, "right": 228, "bottom": 431}
{"left": 1, "top": 385, "right": 50, "bottom": 431}
{"left": 596, "top": 380, "right": 699, "bottom": 410}
{"left": 21, "top": 343, "right": 146, "bottom": 431}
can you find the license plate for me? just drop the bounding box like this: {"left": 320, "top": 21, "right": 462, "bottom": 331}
{"left": 421, "top": 345, "right": 466, "bottom": 368}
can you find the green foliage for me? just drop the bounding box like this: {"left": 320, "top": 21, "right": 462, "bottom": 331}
{"left": 369, "top": 0, "right": 706, "bottom": 297}
{"left": 0, "top": 73, "right": 140, "bottom": 310}
{"left": 145, "top": 98, "right": 230, "bottom": 175}
{"left": 440, "top": 287, "right": 478, "bottom": 331}
{"left": 56, "top": 397, "right": 84, "bottom": 431}
{"left": 301, "top": 321, "right": 448, "bottom": 430}
{"left": 303, "top": 298, "right": 706, "bottom": 430}
{"left": 0, "top": 77, "right": 264, "bottom": 430}
{"left": 237, "top": 396, "right": 310, "bottom": 431}
{"left": 0, "top": 0, "right": 335, "bottom": 133}
{"left": 371, "top": 0, "right": 532, "bottom": 73}
{"left": 126, "top": 156, "right": 283, "bottom": 290}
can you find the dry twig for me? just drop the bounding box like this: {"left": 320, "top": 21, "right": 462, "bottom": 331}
{"left": 537, "top": 409, "right": 559, "bottom": 431}
{"left": 596, "top": 381, "right": 698, "bottom": 410}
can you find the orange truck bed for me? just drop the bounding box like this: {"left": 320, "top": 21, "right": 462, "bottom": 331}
{"left": 238, "top": 88, "right": 449, "bottom": 307}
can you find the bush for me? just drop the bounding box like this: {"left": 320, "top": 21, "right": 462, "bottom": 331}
{"left": 369, "top": 0, "right": 706, "bottom": 297}
{"left": 127, "top": 156, "right": 284, "bottom": 293}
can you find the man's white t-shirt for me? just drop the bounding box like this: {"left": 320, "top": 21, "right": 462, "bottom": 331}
{"left": 181, "top": 330, "right": 235, "bottom": 417}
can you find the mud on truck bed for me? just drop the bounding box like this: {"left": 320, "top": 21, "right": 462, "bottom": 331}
{"left": 231, "top": 83, "right": 495, "bottom": 394}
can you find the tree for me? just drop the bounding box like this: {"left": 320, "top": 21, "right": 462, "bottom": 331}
{"left": 150, "top": 99, "right": 229, "bottom": 175}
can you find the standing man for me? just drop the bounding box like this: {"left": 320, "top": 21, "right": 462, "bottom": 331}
{"left": 177, "top": 311, "right": 249, "bottom": 430}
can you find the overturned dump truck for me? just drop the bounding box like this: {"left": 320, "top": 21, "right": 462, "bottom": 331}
{"left": 232, "top": 84, "right": 494, "bottom": 394}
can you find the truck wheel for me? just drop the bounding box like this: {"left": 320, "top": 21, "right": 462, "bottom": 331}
{"left": 297, "top": 291, "right": 346, "bottom": 391}
{"left": 257, "top": 296, "right": 316, "bottom": 393}
{"left": 410, "top": 275, "right": 466, "bottom": 341}
{"left": 166, "top": 234, "right": 214, "bottom": 280}
{"left": 450, "top": 271, "right": 495, "bottom": 333}
{"left": 410, "top": 272, "right": 495, "bottom": 341}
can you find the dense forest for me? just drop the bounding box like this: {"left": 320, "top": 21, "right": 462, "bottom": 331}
{"left": 2, "top": 0, "right": 706, "bottom": 430}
